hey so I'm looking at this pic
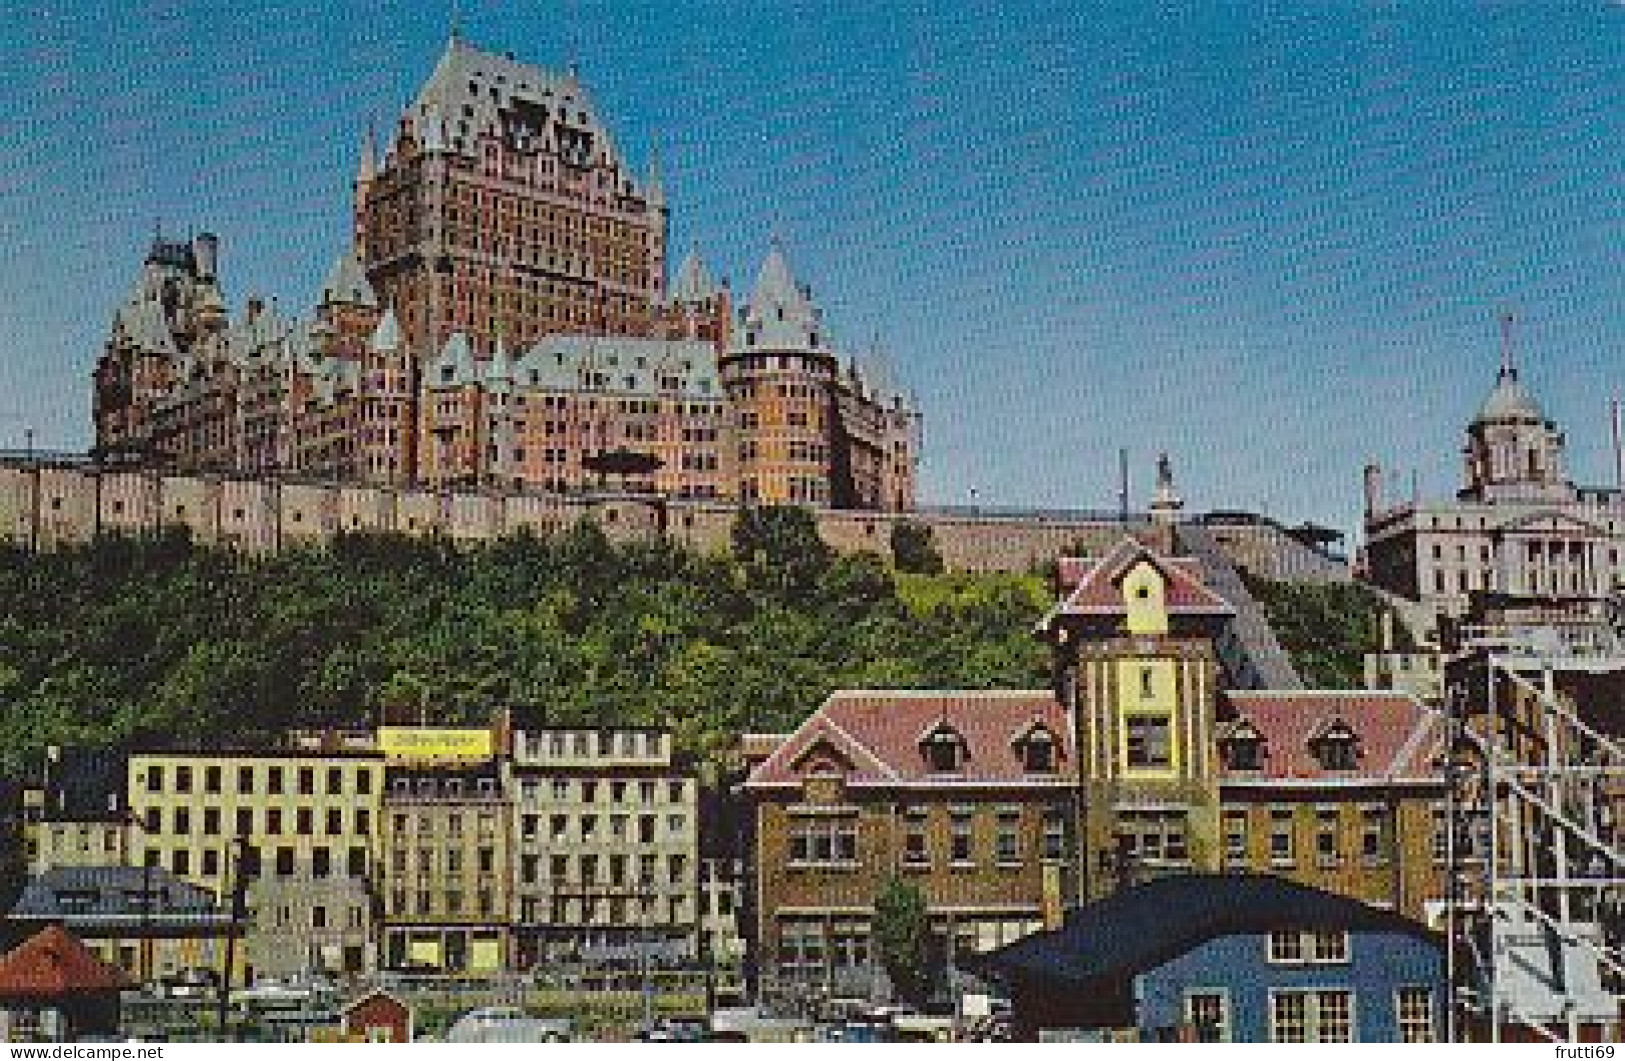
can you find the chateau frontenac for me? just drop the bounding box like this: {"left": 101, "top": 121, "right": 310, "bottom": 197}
{"left": 93, "top": 33, "right": 920, "bottom": 511}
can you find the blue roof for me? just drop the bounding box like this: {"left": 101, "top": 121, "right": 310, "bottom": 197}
{"left": 974, "top": 873, "right": 1439, "bottom": 986}
{"left": 11, "top": 866, "right": 226, "bottom": 925}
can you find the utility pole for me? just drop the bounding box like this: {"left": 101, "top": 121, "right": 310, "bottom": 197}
{"left": 217, "top": 834, "right": 253, "bottom": 1040}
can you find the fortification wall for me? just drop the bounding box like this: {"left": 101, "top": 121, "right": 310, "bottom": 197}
{"left": 0, "top": 462, "right": 1168, "bottom": 573}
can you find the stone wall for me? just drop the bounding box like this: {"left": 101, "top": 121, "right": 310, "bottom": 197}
{"left": 0, "top": 460, "right": 1168, "bottom": 574}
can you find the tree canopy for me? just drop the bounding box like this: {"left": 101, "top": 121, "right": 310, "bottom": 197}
{"left": 0, "top": 515, "right": 1050, "bottom": 775}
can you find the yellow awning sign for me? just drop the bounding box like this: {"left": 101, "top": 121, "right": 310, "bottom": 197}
{"left": 378, "top": 727, "right": 493, "bottom": 761}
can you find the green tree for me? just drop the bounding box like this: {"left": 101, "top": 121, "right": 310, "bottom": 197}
{"left": 889, "top": 519, "right": 944, "bottom": 575}
{"left": 873, "top": 876, "right": 935, "bottom": 1005}
{"left": 731, "top": 505, "right": 832, "bottom": 601}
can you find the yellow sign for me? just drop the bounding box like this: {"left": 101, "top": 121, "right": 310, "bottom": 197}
{"left": 378, "top": 727, "right": 493, "bottom": 761}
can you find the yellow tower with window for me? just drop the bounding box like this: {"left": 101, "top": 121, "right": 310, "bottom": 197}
{"left": 1039, "top": 540, "right": 1235, "bottom": 902}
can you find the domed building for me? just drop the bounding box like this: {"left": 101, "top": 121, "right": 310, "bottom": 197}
{"left": 1361, "top": 327, "right": 1625, "bottom": 637}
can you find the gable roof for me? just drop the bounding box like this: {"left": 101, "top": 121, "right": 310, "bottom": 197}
{"left": 1220, "top": 691, "right": 1443, "bottom": 784}
{"left": 1049, "top": 538, "right": 1234, "bottom": 621}
{"left": 972, "top": 874, "right": 1438, "bottom": 987}
{"left": 744, "top": 690, "right": 1070, "bottom": 790}
{"left": 0, "top": 927, "right": 132, "bottom": 998}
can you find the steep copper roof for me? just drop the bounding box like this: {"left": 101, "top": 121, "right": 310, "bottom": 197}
{"left": 1052, "top": 538, "right": 1234, "bottom": 618}
{"left": 744, "top": 690, "right": 1070, "bottom": 789}
{"left": 0, "top": 927, "right": 132, "bottom": 999}
{"left": 1221, "top": 690, "right": 1444, "bottom": 784}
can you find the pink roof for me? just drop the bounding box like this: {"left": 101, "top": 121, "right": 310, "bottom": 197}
{"left": 745, "top": 690, "right": 1072, "bottom": 789}
{"left": 1053, "top": 539, "right": 1234, "bottom": 617}
{"left": 1221, "top": 691, "right": 1443, "bottom": 784}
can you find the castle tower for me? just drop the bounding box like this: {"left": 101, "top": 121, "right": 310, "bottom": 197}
{"left": 355, "top": 33, "right": 668, "bottom": 363}
{"left": 720, "top": 240, "right": 838, "bottom": 506}
{"left": 1459, "top": 316, "right": 1574, "bottom": 505}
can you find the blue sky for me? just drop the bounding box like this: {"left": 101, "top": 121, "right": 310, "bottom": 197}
{"left": 0, "top": 1, "right": 1619, "bottom": 539}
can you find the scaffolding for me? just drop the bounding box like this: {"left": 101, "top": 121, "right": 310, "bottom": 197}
{"left": 1444, "top": 602, "right": 1625, "bottom": 1042}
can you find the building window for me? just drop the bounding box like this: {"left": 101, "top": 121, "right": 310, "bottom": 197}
{"left": 1315, "top": 807, "right": 1341, "bottom": 868}
{"left": 903, "top": 809, "right": 929, "bottom": 867}
{"left": 995, "top": 808, "right": 1022, "bottom": 864}
{"left": 920, "top": 724, "right": 967, "bottom": 773}
{"left": 1222, "top": 808, "right": 1248, "bottom": 867}
{"left": 236, "top": 808, "right": 253, "bottom": 836}
{"left": 1360, "top": 805, "right": 1388, "bottom": 866}
{"left": 237, "top": 766, "right": 254, "bottom": 795}
{"left": 1268, "top": 929, "right": 1349, "bottom": 964}
{"left": 1395, "top": 987, "right": 1435, "bottom": 1043}
{"left": 327, "top": 808, "right": 344, "bottom": 836}
{"left": 949, "top": 808, "right": 974, "bottom": 864}
{"left": 146, "top": 765, "right": 163, "bottom": 792}
{"left": 1041, "top": 804, "right": 1068, "bottom": 861}
{"left": 327, "top": 768, "right": 343, "bottom": 795}
{"left": 205, "top": 766, "right": 222, "bottom": 794}
{"left": 1015, "top": 725, "right": 1058, "bottom": 773}
{"left": 1116, "top": 809, "right": 1189, "bottom": 866}
{"left": 1185, "top": 991, "right": 1229, "bottom": 1043}
{"left": 1269, "top": 807, "right": 1295, "bottom": 866}
{"left": 788, "top": 813, "right": 859, "bottom": 867}
{"left": 298, "top": 768, "right": 315, "bottom": 796}
{"left": 1267, "top": 930, "right": 1304, "bottom": 964}
{"left": 1310, "top": 721, "right": 1361, "bottom": 772}
{"left": 175, "top": 766, "right": 193, "bottom": 794}
{"left": 267, "top": 767, "right": 284, "bottom": 795}
{"left": 1218, "top": 722, "right": 1265, "bottom": 771}
{"left": 1124, "top": 714, "right": 1173, "bottom": 771}
{"left": 1431, "top": 806, "right": 1450, "bottom": 864}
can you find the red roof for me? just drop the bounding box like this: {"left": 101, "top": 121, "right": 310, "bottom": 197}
{"left": 1053, "top": 539, "right": 1233, "bottom": 618}
{"left": 745, "top": 690, "right": 1071, "bottom": 789}
{"left": 0, "top": 927, "right": 132, "bottom": 999}
{"left": 1220, "top": 691, "right": 1443, "bottom": 784}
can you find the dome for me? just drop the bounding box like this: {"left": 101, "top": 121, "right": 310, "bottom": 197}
{"left": 1475, "top": 367, "right": 1545, "bottom": 424}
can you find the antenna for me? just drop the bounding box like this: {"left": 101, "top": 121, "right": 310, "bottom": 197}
{"left": 1499, "top": 308, "right": 1516, "bottom": 378}
{"left": 1118, "top": 447, "right": 1130, "bottom": 523}
{"left": 565, "top": 0, "right": 580, "bottom": 75}
{"left": 1612, "top": 395, "right": 1624, "bottom": 491}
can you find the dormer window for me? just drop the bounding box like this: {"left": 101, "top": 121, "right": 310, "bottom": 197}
{"left": 1219, "top": 720, "right": 1266, "bottom": 772}
{"left": 1012, "top": 721, "right": 1060, "bottom": 774}
{"left": 920, "top": 722, "right": 967, "bottom": 774}
{"left": 1310, "top": 720, "right": 1361, "bottom": 772}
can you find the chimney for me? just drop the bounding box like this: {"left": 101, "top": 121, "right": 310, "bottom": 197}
{"left": 246, "top": 296, "right": 265, "bottom": 322}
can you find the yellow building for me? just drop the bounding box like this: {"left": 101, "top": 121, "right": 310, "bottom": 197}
{"left": 125, "top": 749, "right": 383, "bottom": 981}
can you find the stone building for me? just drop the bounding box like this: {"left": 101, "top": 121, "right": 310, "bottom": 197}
{"left": 506, "top": 727, "right": 698, "bottom": 969}
{"left": 1217, "top": 691, "right": 1446, "bottom": 925}
{"left": 743, "top": 689, "right": 1076, "bottom": 1004}
{"left": 89, "top": 33, "right": 919, "bottom": 511}
{"left": 1362, "top": 340, "right": 1625, "bottom": 639}
{"left": 744, "top": 538, "right": 1452, "bottom": 1003}
{"left": 124, "top": 749, "right": 383, "bottom": 981}
{"left": 379, "top": 735, "right": 511, "bottom": 974}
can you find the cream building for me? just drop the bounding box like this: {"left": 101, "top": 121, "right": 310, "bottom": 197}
{"left": 507, "top": 728, "right": 699, "bottom": 969}
{"left": 1363, "top": 348, "right": 1625, "bottom": 639}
